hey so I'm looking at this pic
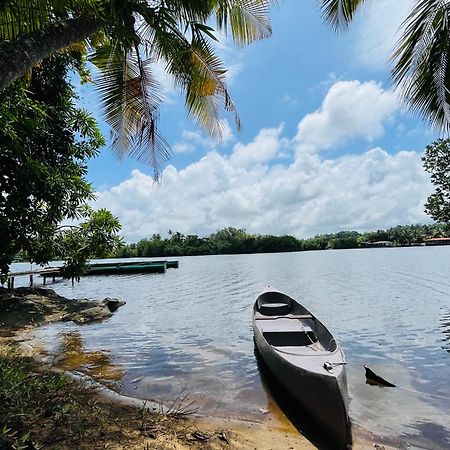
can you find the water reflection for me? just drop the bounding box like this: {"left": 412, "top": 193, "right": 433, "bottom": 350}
{"left": 53, "top": 331, "right": 124, "bottom": 384}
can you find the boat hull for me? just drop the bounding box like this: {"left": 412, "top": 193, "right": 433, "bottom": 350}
{"left": 252, "top": 289, "right": 350, "bottom": 449}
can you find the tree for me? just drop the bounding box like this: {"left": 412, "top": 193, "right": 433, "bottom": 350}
{"left": 0, "top": 0, "right": 274, "bottom": 178}
{"left": 423, "top": 139, "right": 450, "bottom": 223}
{"left": 320, "top": 0, "right": 450, "bottom": 133}
{"left": 0, "top": 51, "right": 118, "bottom": 281}
{"left": 54, "top": 208, "right": 123, "bottom": 280}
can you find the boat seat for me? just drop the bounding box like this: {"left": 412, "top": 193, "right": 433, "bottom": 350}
{"left": 258, "top": 302, "right": 290, "bottom": 316}
{"left": 255, "top": 314, "right": 313, "bottom": 320}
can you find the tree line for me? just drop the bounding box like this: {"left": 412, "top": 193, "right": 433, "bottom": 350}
{"left": 114, "top": 224, "right": 450, "bottom": 258}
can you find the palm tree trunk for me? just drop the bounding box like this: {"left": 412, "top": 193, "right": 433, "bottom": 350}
{"left": 0, "top": 16, "right": 101, "bottom": 91}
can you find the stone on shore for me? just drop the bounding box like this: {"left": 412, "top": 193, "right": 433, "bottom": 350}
{"left": 0, "top": 287, "right": 126, "bottom": 328}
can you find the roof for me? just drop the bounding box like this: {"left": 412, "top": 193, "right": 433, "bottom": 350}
{"left": 425, "top": 237, "right": 450, "bottom": 241}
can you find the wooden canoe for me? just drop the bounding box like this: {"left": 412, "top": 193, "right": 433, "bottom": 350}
{"left": 252, "top": 286, "right": 351, "bottom": 448}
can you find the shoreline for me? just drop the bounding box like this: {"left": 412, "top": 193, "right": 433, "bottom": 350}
{"left": 1, "top": 287, "right": 396, "bottom": 449}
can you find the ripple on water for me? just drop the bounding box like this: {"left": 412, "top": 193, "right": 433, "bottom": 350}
{"left": 21, "top": 248, "right": 450, "bottom": 448}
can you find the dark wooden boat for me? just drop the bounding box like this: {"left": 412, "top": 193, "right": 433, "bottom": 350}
{"left": 253, "top": 286, "right": 350, "bottom": 448}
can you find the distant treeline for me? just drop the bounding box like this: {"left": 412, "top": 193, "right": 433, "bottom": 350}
{"left": 115, "top": 223, "right": 450, "bottom": 258}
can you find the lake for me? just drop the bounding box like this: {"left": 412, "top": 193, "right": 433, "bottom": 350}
{"left": 16, "top": 247, "right": 450, "bottom": 449}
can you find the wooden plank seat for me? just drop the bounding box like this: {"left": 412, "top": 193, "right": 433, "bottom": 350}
{"left": 255, "top": 313, "right": 314, "bottom": 320}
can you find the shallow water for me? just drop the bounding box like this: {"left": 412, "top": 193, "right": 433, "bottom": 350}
{"left": 13, "top": 247, "right": 450, "bottom": 448}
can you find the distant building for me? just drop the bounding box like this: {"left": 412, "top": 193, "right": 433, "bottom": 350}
{"left": 424, "top": 237, "right": 450, "bottom": 246}
{"left": 361, "top": 241, "right": 394, "bottom": 248}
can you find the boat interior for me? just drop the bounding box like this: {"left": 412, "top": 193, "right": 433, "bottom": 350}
{"left": 254, "top": 291, "right": 337, "bottom": 353}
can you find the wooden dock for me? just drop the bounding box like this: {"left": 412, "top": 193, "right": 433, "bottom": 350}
{"left": 7, "top": 267, "right": 63, "bottom": 289}
{"left": 6, "top": 260, "right": 179, "bottom": 288}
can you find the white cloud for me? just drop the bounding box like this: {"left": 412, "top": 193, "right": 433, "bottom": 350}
{"left": 295, "top": 80, "right": 398, "bottom": 155}
{"left": 173, "top": 120, "right": 235, "bottom": 154}
{"left": 172, "top": 142, "right": 195, "bottom": 154}
{"left": 353, "top": 0, "right": 414, "bottom": 71}
{"left": 95, "top": 145, "right": 431, "bottom": 242}
{"left": 229, "top": 126, "right": 286, "bottom": 167}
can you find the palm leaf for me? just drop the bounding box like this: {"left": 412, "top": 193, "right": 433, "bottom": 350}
{"left": 391, "top": 0, "right": 450, "bottom": 132}
{"left": 215, "top": 0, "right": 274, "bottom": 46}
{"left": 0, "top": 0, "right": 100, "bottom": 40}
{"left": 319, "top": 0, "right": 366, "bottom": 30}
{"left": 137, "top": 3, "right": 240, "bottom": 138}
{"left": 186, "top": 35, "right": 240, "bottom": 134}
{"left": 92, "top": 41, "right": 170, "bottom": 179}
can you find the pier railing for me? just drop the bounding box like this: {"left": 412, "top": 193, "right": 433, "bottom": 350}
{"left": 6, "top": 267, "right": 63, "bottom": 289}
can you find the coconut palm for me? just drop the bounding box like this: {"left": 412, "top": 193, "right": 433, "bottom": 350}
{"left": 320, "top": 0, "right": 450, "bottom": 134}
{"left": 0, "top": 0, "right": 274, "bottom": 177}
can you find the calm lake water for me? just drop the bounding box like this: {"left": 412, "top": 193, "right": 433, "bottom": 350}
{"left": 14, "top": 247, "right": 450, "bottom": 449}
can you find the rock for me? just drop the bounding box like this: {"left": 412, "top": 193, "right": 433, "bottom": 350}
{"left": 70, "top": 306, "right": 113, "bottom": 324}
{"left": 0, "top": 287, "right": 125, "bottom": 328}
{"left": 102, "top": 298, "right": 126, "bottom": 312}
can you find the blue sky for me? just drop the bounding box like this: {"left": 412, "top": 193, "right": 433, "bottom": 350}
{"left": 78, "top": 0, "right": 437, "bottom": 242}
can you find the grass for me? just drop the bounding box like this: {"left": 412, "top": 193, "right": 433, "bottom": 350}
{"left": 0, "top": 343, "right": 170, "bottom": 449}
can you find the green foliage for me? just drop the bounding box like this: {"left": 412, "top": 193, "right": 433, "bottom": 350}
{"left": 320, "top": 0, "right": 366, "bottom": 30}
{"left": 0, "top": 345, "right": 76, "bottom": 449}
{"left": 115, "top": 223, "right": 450, "bottom": 258}
{"left": 0, "top": 53, "right": 113, "bottom": 281}
{"left": 423, "top": 139, "right": 450, "bottom": 224}
{"left": 55, "top": 208, "right": 123, "bottom": 279}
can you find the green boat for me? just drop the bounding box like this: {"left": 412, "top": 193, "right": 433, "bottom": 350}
{"left": 86, "top": 262, "right": 166, "bottom": 275}
{"left": 152, "top": 260, "right": 179, "bottom": 268}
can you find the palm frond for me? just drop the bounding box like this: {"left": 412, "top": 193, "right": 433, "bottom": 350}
{"left": 161, "top": 0, "right": 212, "bottom": 24}
{"left": 215, "top": 0, "right": 274, "bottom": 46}
{"left": 92, "top": 42, "right": 170, "bottom": 179}
{"left": 319, "top": 0, "right": 366, "bottom": 30}
{"left": 0, "top": 0, "right": 101, "bottom": 40}
{"left": 137, "top": 3, "right": 240, "bottom": 138}
{"left": 187, "top": 36, "right": 240, "bottom": 134}
{"left": 0, "top": 0, "right": 51, "bottom": 39}
{"left": 391, "top": 0, "right": 450, "bottom": 132}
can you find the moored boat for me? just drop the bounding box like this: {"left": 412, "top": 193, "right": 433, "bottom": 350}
{"left": 252, "top": 286, "right": 350, "bottom": 448}
{"left": 151, "top": 260, "right": 179, "bottom": 268}
{"left": 86, "top": 262, "right": 166, "bottom": 275}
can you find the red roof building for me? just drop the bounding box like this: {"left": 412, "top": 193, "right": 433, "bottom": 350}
{"left": 424, "top": 237, "right": 450, "bottom": 246}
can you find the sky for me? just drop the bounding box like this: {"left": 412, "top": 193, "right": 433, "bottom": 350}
{"left": 77, "top": 0, "right": 437, "bottom": 243}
